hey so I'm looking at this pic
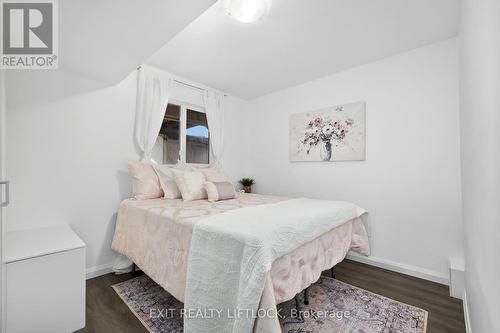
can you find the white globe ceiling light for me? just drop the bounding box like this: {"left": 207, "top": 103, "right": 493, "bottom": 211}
{"left": 224, "top": 0, "right": 270, "bottom": 23}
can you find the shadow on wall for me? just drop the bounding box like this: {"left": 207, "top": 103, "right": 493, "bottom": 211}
{"left": 116, "top": 169, "right": 132, "bottom": 201}
{"left": 6, "top": 69, "right": 113, "bottom": 110}
{"left": 103, "top": 170, "right": 134, "bottom": 262}
{"left": 70, "top": 171, "right": 133, "bottom": 270}
{"left": 97, "top": 212, "right": 119, "bottom": 269}
{"left": 68, "top": 212, "right": 117, "bottom": 271}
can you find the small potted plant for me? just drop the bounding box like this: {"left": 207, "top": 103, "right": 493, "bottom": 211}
{"left": 239, "top": 178, "right": 255, "bottom": 193}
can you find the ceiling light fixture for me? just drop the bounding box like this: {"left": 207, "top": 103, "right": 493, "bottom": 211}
{"left": 224, "top": 0, "right": 270, "bottom": 23}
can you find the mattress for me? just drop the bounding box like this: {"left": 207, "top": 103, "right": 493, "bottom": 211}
{"left": 111, "top": 193, "right": 370, "bottom": 304}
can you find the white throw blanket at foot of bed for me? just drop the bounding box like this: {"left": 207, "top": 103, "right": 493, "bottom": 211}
{"left": 184, "top": 198, "right": 366, "bottom": 333}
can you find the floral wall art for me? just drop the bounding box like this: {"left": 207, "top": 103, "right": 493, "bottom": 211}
{"left": 289, "top": 102, "right": 366, "bottom": 161}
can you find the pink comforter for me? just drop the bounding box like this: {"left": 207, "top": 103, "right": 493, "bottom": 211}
{"left": 112, "top": 193, "right": 369, "bottom": 305}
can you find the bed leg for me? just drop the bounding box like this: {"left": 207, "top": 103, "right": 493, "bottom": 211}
{"left": 294, "top": 295, "right": 304, "bottom": 322}
{"left": 331, "top": 266, "right": 336, "bottom": 279}
{"left": 131, "top": 263, "right": 141, "bottom": 277}
{"left": 303, "top": 287, "right": 309, "bottom": 305}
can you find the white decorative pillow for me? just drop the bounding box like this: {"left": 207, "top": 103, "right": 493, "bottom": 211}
{"left": 152, "top": 165, "right": 182, "bottom": 199}
{"left": 171, "top": 168, "right": 207, "bottom": 201}
{"left": 128, "top": 161, "right": 163, "bottom": 200}
{"left": 205, "top": 181, "right": 236, "bottom": 202}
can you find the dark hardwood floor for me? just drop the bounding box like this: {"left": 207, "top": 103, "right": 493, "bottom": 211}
{"left": 76, "top": 259, "right": 465, "bottom": 333}
{"left": 333, "top": 260, "right": 465, "bottom": 332}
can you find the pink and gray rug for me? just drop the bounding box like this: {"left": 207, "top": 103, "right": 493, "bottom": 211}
{"left": 112, "top": 275, "right": 427, "bottom": 333}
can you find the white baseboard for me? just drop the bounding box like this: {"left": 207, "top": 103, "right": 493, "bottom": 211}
{"left": 449, "top": 257, "right": 465, "bottom": 299}
{"left": 346, "top": 253, "right": 449, "bottom": 285}
{"left": 463, "top": 290, "right": 472, "bottom": 333}
{"left": 86, "top": 262, "right": 114, "bottom": 280}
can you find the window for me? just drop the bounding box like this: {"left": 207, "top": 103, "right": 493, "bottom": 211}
{"left": 156, "top": 103, "right": 210, "bottom": 164}
{"left": 159, "top": 104, "right": 181, "bottom": 164}
{"left": 186, "top": 109, "right": 209, "bottom": 164}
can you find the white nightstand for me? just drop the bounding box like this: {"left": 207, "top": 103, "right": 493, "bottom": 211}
{"left": 5, "top": 225, "right": 86, "bottom": 333}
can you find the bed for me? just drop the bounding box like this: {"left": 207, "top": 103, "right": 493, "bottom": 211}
{"left": 111, "top": 192, "right": 370, "bottom": 332}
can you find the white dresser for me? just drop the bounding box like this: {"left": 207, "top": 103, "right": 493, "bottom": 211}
{"left": 5, "top": 225, "right": 86, "bottom": 333}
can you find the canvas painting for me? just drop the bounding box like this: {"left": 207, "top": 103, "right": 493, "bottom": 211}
{"left": 289, "top": 101, "right": 366, "bottom": 161}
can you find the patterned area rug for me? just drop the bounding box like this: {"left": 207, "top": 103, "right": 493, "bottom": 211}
{"left": 112, "top": 275, "right": 427, "bottom": 333}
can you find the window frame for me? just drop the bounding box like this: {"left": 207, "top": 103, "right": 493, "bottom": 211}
{"left": 166, "top": 99, "right": 210, "bottom": 166}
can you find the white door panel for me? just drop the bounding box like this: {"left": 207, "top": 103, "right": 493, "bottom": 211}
{"left": 1, "top": 67, "right": 8, "bottom": 333}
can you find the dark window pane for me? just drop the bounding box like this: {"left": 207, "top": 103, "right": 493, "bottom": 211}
{"left": 159, "top": 104, "right": 180, "bottom": 164}
{"left": 186, "top": 109, "right": 209, "bottom": 164}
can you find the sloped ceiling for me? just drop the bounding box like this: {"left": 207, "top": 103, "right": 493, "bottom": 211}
{"left": 6, "top": 0, "right": 216, "bottom": 108}
{"left": 148, "top": 0, "right": 458, "bottom": 99}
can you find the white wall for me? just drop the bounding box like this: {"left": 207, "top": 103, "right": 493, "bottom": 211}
{"left": 460, "top": 0, "right": 500, "bottom": 331}
{"left": 5, "top": 40, "right": 464, "bottom": 286}
{"left": 6, "top": 72, "right": 138, "bottom": 274}
{"left": 222, "top": 96, "right": 251, "bottom": 184}
{"left": 5, "top": 70, "right": 249, "bottom": 273}
{"left": 246, "top": 38, "right": 462, "bottom": 281}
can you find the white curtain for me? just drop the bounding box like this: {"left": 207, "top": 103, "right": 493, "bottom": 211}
{"left": 204, "top": 90, "right": 225, "bottom": 167}
{"left": 113, "top": 66, "right": 173, "bottom": 274}
{"left": 135, "top": 65, "right": 173, "bottom": 162}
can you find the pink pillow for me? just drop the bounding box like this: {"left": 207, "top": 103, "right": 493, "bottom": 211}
{"left": 128, "top": 161, "right": 163, "bottom": 200}
{"left": 204, "top": 181, "right": 236, "bottom": 202}
{"left": 202, "top": 167, "right": 230, "bottom": 183}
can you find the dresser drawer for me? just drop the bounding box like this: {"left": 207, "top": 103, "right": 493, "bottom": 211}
{"left": 6, "top": 247, "right": 85, "bottom": 333}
